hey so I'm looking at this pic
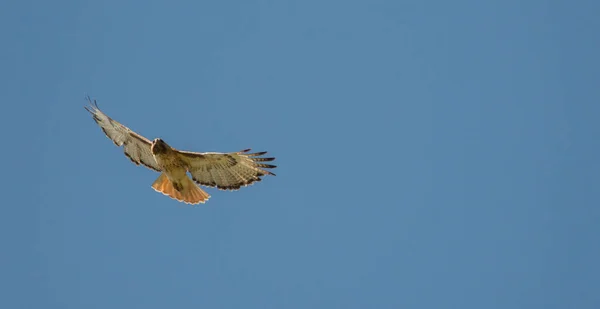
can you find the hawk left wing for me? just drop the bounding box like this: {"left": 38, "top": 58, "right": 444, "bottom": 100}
{"left": 85, "top": 97, "right": 161, "bottom": 172}
{"left": 176, "top": 149, "right": 276, "bottom": 190}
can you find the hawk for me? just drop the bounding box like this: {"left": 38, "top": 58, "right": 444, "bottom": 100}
{"left": 85, "top": 98, "right": 276, "bottom": 205}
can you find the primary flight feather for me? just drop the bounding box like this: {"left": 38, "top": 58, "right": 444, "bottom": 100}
{"left": 85, "top": 97, "right": 276, "bottom": 205}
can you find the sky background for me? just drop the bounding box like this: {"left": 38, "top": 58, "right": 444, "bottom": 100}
{"left": 1, "top": 0, "right": 599, "bottom": 308}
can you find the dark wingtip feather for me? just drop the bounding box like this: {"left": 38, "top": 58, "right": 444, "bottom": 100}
{"left": 257, "top": 163, "right": 277, "bottom": 169}
{"left": 253, "top": 157, "right": 275, "bottom": 162}
{"left": 247, "top": 151, "right": 267, "bottom": 157}
{"left": 84, "top": 95, "right": 100, "bottom": 114}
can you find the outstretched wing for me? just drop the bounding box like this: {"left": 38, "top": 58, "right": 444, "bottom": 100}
{"left": 85, "top": 97, "right": 161, "bottom": 172}
{"left": 177, "top": 149, "right": 276, "bottom": 190}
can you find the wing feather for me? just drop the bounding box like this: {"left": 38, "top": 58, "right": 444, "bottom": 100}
{"left": 84, "top": 97, "right": 161, "bottom": 172}
{"left": 177, "top": 149, "right": 276, "bottom": 191}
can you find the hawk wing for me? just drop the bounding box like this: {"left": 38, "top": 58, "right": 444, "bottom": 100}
{"left": 85, "top": 97, "right": 161, "bottom": 172}
{"left": 176, "top": 149, "right": 276, "bottom": 190}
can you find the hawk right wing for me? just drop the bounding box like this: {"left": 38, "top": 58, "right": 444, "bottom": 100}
{"left": 85, "top": 97, "right": 161, "bottom": 172}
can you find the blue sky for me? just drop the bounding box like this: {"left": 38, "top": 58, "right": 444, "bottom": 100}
{"left": 2, "top": 0, "right": 599, "bottom": 308}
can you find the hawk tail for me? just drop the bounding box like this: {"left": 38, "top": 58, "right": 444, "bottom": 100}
{"left": 151, "top": 173, "right": 210, "bottom": 205}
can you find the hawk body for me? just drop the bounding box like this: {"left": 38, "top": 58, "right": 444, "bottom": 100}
{"left": 151, "top": 139, "right": 188, "bottom": 191}
{"left": 85, "top": 98, "right": 276, "bottom": 205}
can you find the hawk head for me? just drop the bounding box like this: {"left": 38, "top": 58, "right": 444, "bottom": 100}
{"left": 151, "top": 138, "right": 170, "bottom": 155}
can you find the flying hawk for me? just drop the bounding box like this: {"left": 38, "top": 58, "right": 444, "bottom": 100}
{"left": 85, "top": 97, "right": 276, "bottom": 205}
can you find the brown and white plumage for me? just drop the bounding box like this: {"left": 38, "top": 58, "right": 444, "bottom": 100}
{"left": 84, "top": 97, "right": 276, "bottom": 205}
{"left": 178, "top": 149, "right": 276, "bottom": 190}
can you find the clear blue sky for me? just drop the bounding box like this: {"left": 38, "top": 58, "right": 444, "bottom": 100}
{"left": 2, "top": 0, "right": 599, "bottom": 308}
